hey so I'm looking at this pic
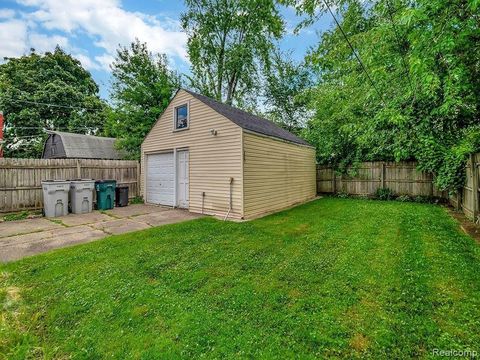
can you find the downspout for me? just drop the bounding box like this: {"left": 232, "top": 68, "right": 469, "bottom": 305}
{"left": 224, "top": 177, "right": 234, "bottom": 221}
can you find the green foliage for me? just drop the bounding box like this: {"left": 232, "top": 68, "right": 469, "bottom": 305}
{"left": 0, "top": 47, "right": 108, "bottom": 158}
{"left": 263, "top": 50, "right": 314, "bottom": 134}
{"left": 181, "top": 0, "right": 284, "bottom": 106}
{"left": 2, "top": 211, "right": 29, "bottom": 222}
{"left": 286, "top": 0, "right": 480, "bottom": 192}
{"left": 375, "top": 187, "right": 395, "bottom": 200}
{"left": 129, "top": 196, "right": 144, "bottom": 205}
{"left": 396, "top": 194, "right": 411, "bottom": 202}
{"left": 2, "top": 198, "right": 480, "bottom": 357}
{"left": 105, "top": 40, "right": 180, "bottom": 159}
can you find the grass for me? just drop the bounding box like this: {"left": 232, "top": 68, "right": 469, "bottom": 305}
{"left": 1, "top": 198, "right": 479, "bottom": 359}
{"left": 1, "top": 210, "right": 41, "bottom": 222}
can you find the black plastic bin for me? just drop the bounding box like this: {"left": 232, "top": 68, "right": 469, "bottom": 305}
{"left": 115, "top": 186, "right": 129, "bottom": 207}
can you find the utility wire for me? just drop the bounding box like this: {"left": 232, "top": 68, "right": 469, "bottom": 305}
{"left": 1, "top": 96, "right": 104, "bottom": 111}
{"left": 321, "top": 0, "right": 387, "bottom": 106}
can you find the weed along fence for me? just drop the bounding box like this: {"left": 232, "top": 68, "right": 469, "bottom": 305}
{"left": 317, "top": 161, "right": 446, "bottom": 197}
{"left": 0, "top": 158, "right": 140, "bottom": 213}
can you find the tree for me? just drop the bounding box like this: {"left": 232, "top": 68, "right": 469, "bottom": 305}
{"left": 263, "top": 50, "right": 313, "bottom": 135}
{"left": 181, "top": 0, "right": 285, "bottom": 106}
{"left": 285, "top": 0, "right": 480, "bottom": 191}
{"left": 104, "top": 40, "right": 180, "bottom": 159}
{"left": 0, "top": 47, "right": 107, "bottom": 158}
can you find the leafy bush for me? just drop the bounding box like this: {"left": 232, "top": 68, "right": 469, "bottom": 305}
{"left": 396, "top": 195, "right": 412, "bottom": 202}
{"left": 375, "top": 188, "right": 395, "bottom": 201}
{"left": 129, "top": 196, "right": 144, "bottom": 205}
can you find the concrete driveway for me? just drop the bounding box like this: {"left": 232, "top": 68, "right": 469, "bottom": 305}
{"left": 0, "top": 205, "right": 202, "bottom": 263}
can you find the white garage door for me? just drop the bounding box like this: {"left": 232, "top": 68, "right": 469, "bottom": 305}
{"left": 146, "top": 152, "right": 174, "bottom": 206}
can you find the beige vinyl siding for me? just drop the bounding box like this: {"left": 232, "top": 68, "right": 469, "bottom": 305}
{"left": 141, "top": 90, "right": 243, "bottom": 218}
{"left": 243, "top": 132, "right": 316, "bottom": 219}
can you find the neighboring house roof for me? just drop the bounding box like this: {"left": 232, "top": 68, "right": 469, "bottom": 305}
{"left": 183, "top": 89, "right": 311, "bottom": 146}
{"left": 45, "top": 131, "right": 122, "bottom": 159}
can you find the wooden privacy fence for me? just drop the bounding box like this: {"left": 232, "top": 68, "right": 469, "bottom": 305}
{"left": 317, "top": 156, "right": 480, "bottom": 223}
{"left": 0, "top": 158, "right": 140, "bottom": 213}
{"left": 449, "top": 153, "right": 480, "bottom": 223}
{"left": 317, "top": 161, "right": 446, "bottom": 198}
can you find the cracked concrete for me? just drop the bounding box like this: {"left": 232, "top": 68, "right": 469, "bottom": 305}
{"left": 0, "top": 205, "right": 202, "bottom": 263}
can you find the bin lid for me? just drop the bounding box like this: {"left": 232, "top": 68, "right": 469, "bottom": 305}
{"left": 116, "top": 186, "right": 128, "bottom": 189}
{"left": 41, "top": 180, "right": 71, "bottom": 184}
{"left": 95, "top": 179, "right": 117, "bottom": 184}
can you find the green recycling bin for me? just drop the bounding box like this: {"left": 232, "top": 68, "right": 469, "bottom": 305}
{"left": 95, "top": 180, "right": 116, "bottom": 210}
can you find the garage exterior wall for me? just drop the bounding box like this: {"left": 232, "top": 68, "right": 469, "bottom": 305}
{"left": 242, "top": 131, "right": 316, "bottom": 219}
{"left": 141, "top": 90, "right": 244, "bottom": 219}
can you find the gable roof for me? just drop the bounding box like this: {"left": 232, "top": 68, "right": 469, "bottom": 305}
{"left": 45, "top": 131, "right": 123, "bottom": 159}
{"left": 183, "top": 89, "right": 311, "bottom": 146}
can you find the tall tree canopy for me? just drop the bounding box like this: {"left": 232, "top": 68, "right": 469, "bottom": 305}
{"left": 181, "top": 0, "right": 285, "bottom": 106}
{"left": 263, "top": 50, "right": 313, "bottom": 135}
{"left": 0, "top": 47, "right": 107, "bottom": 158}
{"left": 104, "top": 39, "right": 180, "bottom": 159}
{"left": 283, "top": 0, "right": 480, "bottom": 191}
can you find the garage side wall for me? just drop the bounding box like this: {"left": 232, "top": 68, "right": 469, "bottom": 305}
{"left": 141, "top": 90, "right": 244, "bottom": 218}
{"left": 243, "top": 132, "right": 316, "bottom": 219}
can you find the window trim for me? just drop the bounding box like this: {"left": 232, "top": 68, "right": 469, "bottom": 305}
{"left": 173, "top": 102, "right": 190, "bottom": 132}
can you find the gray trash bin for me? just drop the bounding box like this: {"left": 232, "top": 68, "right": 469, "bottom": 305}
{"left": 70, "top": 179, "right": 95, "bottom": 214}
{"left": 41, "top": 180, "right": 70, "bottom": 217}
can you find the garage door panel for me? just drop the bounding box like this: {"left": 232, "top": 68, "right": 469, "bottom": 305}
{"left": 146, "top": 153, "right": 174, "bottom": 206}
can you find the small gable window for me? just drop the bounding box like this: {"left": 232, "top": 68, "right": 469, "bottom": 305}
{"left": 174, "top": 104, "right": 189, "bottom": 130}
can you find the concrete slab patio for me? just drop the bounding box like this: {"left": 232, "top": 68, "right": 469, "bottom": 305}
{"left": 0, "top": 205, "right": 202, "bottom": 263}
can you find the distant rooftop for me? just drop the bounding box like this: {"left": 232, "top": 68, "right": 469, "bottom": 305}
{"left": 44, "top": 131, "right": 122, "bottom": 159}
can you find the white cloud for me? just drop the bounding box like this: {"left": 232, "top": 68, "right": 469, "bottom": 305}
{"left": 28, "top": 33, "right": 68, "bottom": 52}
{"left": 94, "top": 54, "right": 115, "bottom": 71}
{"left": 73, "top": 53, "right": 102, "bottom": 71}
{"left": 17, "top": 0, "right": 187, "bottom": 62}
{"left": 0, "top": 9, "right": 16, "bottom": 18}
{"left": 0, "top": 20, "right": 28, "bottom": 58}
{"left": 0, "top": 0, "right": 187, "bottom": 72}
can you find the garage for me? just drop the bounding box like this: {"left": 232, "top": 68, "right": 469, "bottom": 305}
{"left": 141, "top": 88, "right": 316, "bottom": 219}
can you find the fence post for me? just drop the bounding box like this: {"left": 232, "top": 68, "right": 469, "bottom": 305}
{"left": 471, "top": 154, "right": 478, "bottom": 223}
{"left": 136, "top": 161, "right": 141, "bottom": 198}
{"left": 332, "top": 170, "right": 336, "bottom": 194}
{"left": 381, "top": 162, "right": 385, "bottom": 188}
{"left": 76, "top": 159, "right": 81, "bottom": 178}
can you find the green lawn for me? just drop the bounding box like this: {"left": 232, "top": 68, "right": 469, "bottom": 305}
{"left": 1, "top": 198, "right": 480, "bottom": 359}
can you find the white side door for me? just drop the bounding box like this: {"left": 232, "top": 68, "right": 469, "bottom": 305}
{"left": 146, "top": 152, "right": 174, "bottom": 206}
{"left": 176, "top": 150, "right": 189, "bottom": 208}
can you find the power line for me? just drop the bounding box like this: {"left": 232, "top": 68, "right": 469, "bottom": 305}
{"left": 321, "top": 0, "right": 387, "bottom": 106}
{"left": 1, "top": 96, "right": 105, "bottom": 111}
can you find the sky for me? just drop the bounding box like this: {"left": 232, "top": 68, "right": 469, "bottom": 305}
{"left": 0, "top": 0, "right": 333, "bottom": 99}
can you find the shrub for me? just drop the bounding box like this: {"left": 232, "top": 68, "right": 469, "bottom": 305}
{"left": 375, "top": 188, "right": 395, "bottom": 201}
{"left": 396, "top": 195, "right": 411, "bottom": 202}
{"left": 130, "top": 196, "right": 144, "bottom": 205}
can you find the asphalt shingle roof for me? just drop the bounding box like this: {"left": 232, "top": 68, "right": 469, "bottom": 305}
{"left": 183, "top": 89, "right": 311, "bottom": 146}
{"left": 46, "top": 131, "right": 122, "bottom": 159}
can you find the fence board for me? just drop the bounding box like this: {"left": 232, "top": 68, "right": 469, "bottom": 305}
{"left": 316, "top": 161, "right": 446, "bottom": 197}
{"left": 0, "top": 158, "right": 139, "bottom": 213}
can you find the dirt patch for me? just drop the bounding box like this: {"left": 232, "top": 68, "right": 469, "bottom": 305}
{"left": 350, "top": 333, "right": 369, "bottom": 352}
{"left": 6, "top": 286, "right": 21, "bottom": 302}
{"left": 447, "top": 207, "right": 480, "bottom": 243}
